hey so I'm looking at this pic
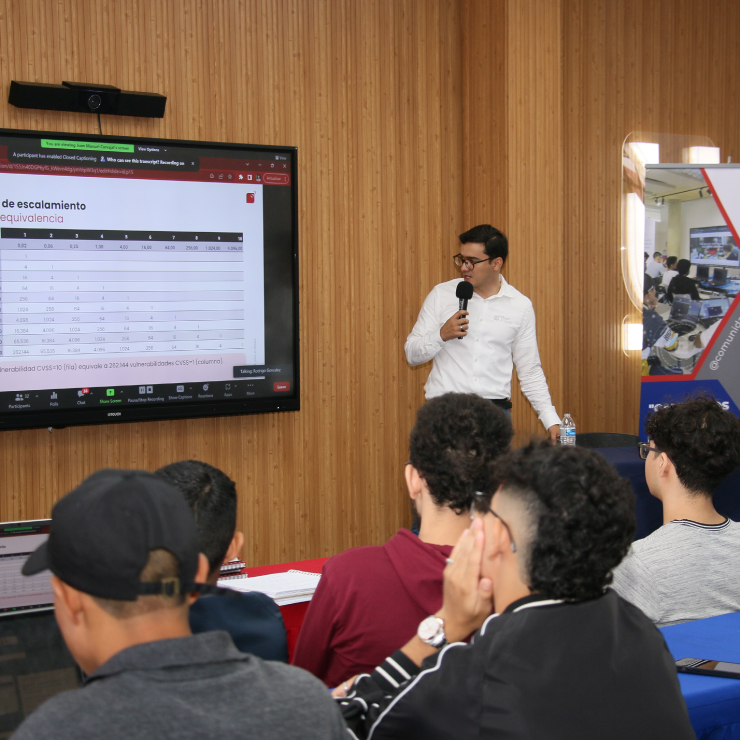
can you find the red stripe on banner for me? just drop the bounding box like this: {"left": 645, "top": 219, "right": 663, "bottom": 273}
{"left": 641, "top": 375, "right": 688, "bottom": 383}
{"left": 689, "top": 169, "right": 740, "bottom": 376}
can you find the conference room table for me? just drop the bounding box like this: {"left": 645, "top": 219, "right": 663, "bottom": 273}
{"left": 594, "top": 447, "right": 740, "bottom": 540}
{"left": 661, "top": 611, "right": 740, "bottom": 739}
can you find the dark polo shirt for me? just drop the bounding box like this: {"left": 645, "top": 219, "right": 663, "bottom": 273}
{"left": 12, "top": 631, "right": 347, "bottom": 740}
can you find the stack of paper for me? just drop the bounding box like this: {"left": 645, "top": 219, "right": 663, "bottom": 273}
{"left": 217, "top": 569, "right": 322, "bottom": 606}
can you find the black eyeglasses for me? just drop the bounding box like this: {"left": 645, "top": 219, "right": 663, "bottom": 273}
{"left": 470, "top": 492, "right": 517, "bottom": 553}
{"left": 638, "top": 442, "right": 669, "bottom": 461}
{"left": 453, "top": 254, "right": 490, "bottom": 270}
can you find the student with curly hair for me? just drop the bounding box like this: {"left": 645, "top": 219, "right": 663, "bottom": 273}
{"left": 292, "top": 393, "right": 513, "bottom": 687}
{"left": 337, "top": 443, "right": 694, "bottom": 740}
{"left": 612, "top": 396, "right": 740, "bottom": 627}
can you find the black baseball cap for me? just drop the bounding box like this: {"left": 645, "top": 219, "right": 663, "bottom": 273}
{"left": 23, "top": 469, "right": 201, "bottom": 601}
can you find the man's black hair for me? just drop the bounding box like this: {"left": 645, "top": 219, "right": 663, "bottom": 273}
{"left": 665, "top": 255, "right": 678, "bottom": 269}
{"left": 653, "top": 251, "right": 662, "bottom": 259}
{"left": 480, "top": 442, "right": 635, "bottom": 601}
{"left": 644, "top": 396, "right": 740, "bottom": 495}
{"left": 459, "top": 224, "right": 509, "bottom": 264}
{"left": 643, "top": 273, "right": 655, "bottom": 295}
{"left": 155, "top": 460, "right": 237, "bottom": 574}
{"left": 409, "top": 393, "right": 513, "bottom": 514}
{"left": 676, "top": 258, "right": 691, "bottom": 276}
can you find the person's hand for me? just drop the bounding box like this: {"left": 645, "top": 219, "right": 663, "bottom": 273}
{"left": 548, "top": 424, "right": 560, "bottom": 444}
{"left": 331, "top": 675, "right": 359, "bottom": 698}
{"left": 440, "top": 310, "right": 469, "bottom": 341}
{"left": 436, "top": 518, "right": 493, "bottom": 642}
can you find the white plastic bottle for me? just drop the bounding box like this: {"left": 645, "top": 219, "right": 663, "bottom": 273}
{"left": 560, "top": 414, "right": 576, "bottom": 446}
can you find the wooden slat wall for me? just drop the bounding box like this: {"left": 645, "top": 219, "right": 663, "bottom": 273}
{"left": 462, "top": 0, "right": 564, "bottom": 444}
{"left": 1, "top": 0, "right": 740, "bottom": 565}
{"left": 0, "top": 0, "right": 463, "bottom": 564}
{"left": 561, "top": 0, "right": 740, "bottom": 434}
{"left": 464, "top": 0, "right": 740, "bottom": 440}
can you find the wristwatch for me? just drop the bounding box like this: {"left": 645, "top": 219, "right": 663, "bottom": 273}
{"left": 417, "top": 615, "right": 447, "bottom": 649}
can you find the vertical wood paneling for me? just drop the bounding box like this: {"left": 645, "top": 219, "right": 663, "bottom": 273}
{"left": 0, "top": 0, "right": 463, "bottom": 564}
{"left": 2, "top": 0, "right": 739, "bottom": 565}
{"left": 562, "top": 0, "right": 740, "bottom": 435}
{"left": 463, "top": 0, "right": 563, "bottom": 442}
{"left": 505, "top": 0, "right": 563, "bottom": 440}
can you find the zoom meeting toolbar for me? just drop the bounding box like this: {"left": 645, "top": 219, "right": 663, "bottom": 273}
{"left": 0, "top": 229, "right": 246, "bottom": 359}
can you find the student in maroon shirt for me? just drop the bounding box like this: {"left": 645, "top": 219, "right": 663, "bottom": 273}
{"left": 292, "top": 393, "right": 513, "bottom": 687}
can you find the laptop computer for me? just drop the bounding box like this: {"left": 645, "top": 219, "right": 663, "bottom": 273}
{"left": 0, "top": 520, "right": 82, "bottom": 734}
{"left": 0, "top": 520, "right": 54, "bottom": 617}
{"left": 700, "top": 297, "right": 731, "bottom": 320}
{"left": 696, "top": 264, "right": 710, "bottom": 280}
{"left": 669, "top": 296, "right": 701, "bottom": 322}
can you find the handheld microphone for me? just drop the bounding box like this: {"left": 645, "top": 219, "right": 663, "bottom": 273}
{"left": 455, "top": 281, "right": 474, "bottom": 340}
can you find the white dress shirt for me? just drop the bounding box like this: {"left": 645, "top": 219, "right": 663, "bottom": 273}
{"left": 646, "top": 261, "right": 666, "bottom": 279}
{"left": 405, "top": 277, "right": 560, "bottom": 430}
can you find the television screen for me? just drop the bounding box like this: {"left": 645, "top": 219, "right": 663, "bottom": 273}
{"left": 0, "top": 129, "right": 298, "bottom": 430}
{"left": 690, "top": 225, "right": 740, "bottom": 266}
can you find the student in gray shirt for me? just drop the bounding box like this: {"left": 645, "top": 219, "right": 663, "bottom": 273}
{"left": 12, "top": 469, "right": 348, "bottom": 740}
{"left": 612, "top": 396, "right": 740, "bottom": 627}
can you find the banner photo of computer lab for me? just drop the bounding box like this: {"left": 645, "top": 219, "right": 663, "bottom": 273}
{"left": 640, "top": 165, "right": 740, "bottom": 437}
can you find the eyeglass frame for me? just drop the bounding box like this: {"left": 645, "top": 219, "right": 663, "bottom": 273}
{"left": 453, "top": 253, "right": 492, "bottom": 270}
{"left": 470, "top": 492, "right": 517, "bottom": 553}
{"left": 638, "top": 442, "right": 671, "bottom": 462}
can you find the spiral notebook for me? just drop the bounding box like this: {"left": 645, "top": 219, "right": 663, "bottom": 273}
{"left": 217, "top": 569, "right": 321, "bottom": 606}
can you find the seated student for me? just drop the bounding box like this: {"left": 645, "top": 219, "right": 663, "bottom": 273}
{"left": 337, "top": 444, "right": 694, "bottom": 740}
{"left": 646, "top": 251, "right": 666, "bottom": 279}
{"left": 155, "top": 460, "right": 288, "bottom": 662}
{"left": 612, "top": 396, "right": 740, "bottom": 627}
{"left": 13, "top": 470, "right": 347, "bottom": 740}
{"left": 661, "top": 255, "right": 678, "bottom": 288}
{"left": 292, "top": 393, "right": 513, "bottom": 687}
{"left": 666, "top": 258, "right": 700, "bottom": 301}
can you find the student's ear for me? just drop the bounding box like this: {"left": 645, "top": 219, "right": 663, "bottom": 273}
{"left": 51, "top": 574, "right": 84, "bottom": 623}
{"left": 405, "top": 463, "right": 424, "bottom": 501}
{"left": 659, "top": 452, "right": 674, "bottom": 478}
{"left": 195, "top": 553, "right": 210, "bottom": 584}
{"left": 223, "top": 531, "right": 244, "bottom": 563}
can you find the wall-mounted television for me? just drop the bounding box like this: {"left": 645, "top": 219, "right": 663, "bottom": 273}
{"left": 690, "top": 225, "right": 739, "bottom": 267}
{"left": 0, "top": 129, "right": 298, "bottom": 430}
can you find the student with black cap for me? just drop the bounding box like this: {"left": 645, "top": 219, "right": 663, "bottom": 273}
{"left": 12, "top": 470, "right": 347, "bottom": 740}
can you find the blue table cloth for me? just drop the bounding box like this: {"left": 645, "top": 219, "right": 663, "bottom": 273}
{"left": 594, "top": 447, "right": 740, "bottom": 540}
{"left": 662, "top": 612, "right": 740, "bottom": 739}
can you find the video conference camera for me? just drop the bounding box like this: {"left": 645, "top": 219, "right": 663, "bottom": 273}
{"left": 8, "top": 80, "right": 166, "bottom": 118}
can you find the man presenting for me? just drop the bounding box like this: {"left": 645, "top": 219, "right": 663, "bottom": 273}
{"left": 405, "top": 225, "right": 560, "bottom": 442}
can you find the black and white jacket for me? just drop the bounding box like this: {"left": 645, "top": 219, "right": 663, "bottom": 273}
{"left": 339, "top": 591, "right": 694, "bottom": 740}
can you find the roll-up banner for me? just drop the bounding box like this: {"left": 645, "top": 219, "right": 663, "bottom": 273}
{"left": 640, "top": 165, "right": 740, "bottom": 438}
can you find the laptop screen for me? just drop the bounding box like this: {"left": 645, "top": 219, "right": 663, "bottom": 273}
{"left": 700, "top": 297, "right": 731, "bottom": 319}
{"left": 670, "top": 296, "right": 701, "bottom": 322}
{"left": 0, "top": 521, "right": 53, "bottom": 617}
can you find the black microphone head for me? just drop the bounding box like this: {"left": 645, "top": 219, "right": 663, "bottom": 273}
{"left": 456, "top": 281, "right": 474, "bottom": 300}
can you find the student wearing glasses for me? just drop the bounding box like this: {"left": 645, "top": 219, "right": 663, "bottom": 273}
{"left": 611, "top": 396, "right": 740, "bottom": 627}
{"left": 404, "top": 225, "right": 561, "bottom": 443}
